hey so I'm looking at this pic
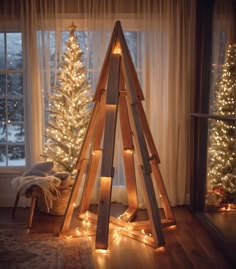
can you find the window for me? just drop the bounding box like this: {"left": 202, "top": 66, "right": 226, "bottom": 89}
{"left": 0, "top": 32, "right": 25, "bottom": 167}
{"left": 40, "top": 29, "right": 143, "bottom": 130}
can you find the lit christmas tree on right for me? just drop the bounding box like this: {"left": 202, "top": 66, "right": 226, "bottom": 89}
{"left": 207, "top": 44, "right": 236, "bottom": 208}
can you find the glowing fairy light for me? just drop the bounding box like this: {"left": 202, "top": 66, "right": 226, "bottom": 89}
{"left": 64, "top": 235, "right": 72, "bottom": 240}
{"left": 43, "top": 22, "right": 93, "bottom": 173}
{"left": 206, "top": 43, "right": 236, "bottom": 209}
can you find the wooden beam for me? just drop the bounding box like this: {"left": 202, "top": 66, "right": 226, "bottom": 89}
{"left": 117, "top": 21, "right": 144, "bottom": 101}
{"left": 118, "top": 207, "right": 137, "bottom": 222}
{"left": 119, "top": 91, "right": 139, "bottom": 208}
{"left": 96, "top": 54, "right": 120, "bottom": 249}
{"left": 150, "top": 160, "right": 175, "bottom": 221}
{"left": 78, "top": 92, "right": 106, "bottom": 213}
{"left": 130, "top": 103, "right": 152, "bottom": 174}
{"left": 78, "top": 149, "right": 102, "bottom": 214}
{"left": 138, "top": 165, "right": 165, "bottom": 247}
{"left": 119, "top": 91, "right": 134, "bottom": 150}
{"left": 137, "top": 101, "right": 160, "bottom": 163}
{"left": 60, "top": 159, "right": 88, "bottom": 232}
{"left": 75, "top": 100, "right": 100, "bottom": 170}
{"left": 93, "top": 21, "right": 119, "bottom": 101}
{"left": 122, "top": 150, "right": 139, "bottom": 208}
{"left": 100, "top": 54, "right": 120, "bottom": 177}
{"left": 95, "top": 177, "right": 113, "bottom": 249}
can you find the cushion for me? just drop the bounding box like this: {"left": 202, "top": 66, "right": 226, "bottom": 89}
{"left": 53, "top": 172, "right": 70, "bottom": 180}
{"left": 23, "top": 169, "right": 47, "bottom": 177}
{"left": 30, "top": 161, "right": 54, "bottom": 173}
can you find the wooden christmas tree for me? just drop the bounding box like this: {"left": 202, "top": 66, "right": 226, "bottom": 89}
{"left": 60, "top": 21, "right": 175, "bottom": 250}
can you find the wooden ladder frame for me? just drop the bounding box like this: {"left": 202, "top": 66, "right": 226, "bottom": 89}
{"left": 60, "top": 21, "right": 175, "bottom": 250}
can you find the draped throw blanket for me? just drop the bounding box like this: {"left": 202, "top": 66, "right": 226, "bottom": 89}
{"left": 11, "top": 176, "right": 61, "bottom": 211}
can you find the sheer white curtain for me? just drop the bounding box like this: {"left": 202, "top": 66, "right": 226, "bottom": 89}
{"left": 1, "top": 0, "right": 196, "bottom": 206}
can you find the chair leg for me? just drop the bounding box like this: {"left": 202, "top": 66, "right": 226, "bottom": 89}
{"left": 12, "top": 192, "right": 20, "bottom": 218}
{"left": 28, "top": 197, "right": 37, "bottom": 229}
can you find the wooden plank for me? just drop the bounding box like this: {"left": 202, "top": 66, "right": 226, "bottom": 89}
{"left": 78, "top": 91, "right": 106, "bottom": 213}
{"left": 100, "top": 107, "right": 117, "bottom": 177}
{"left": 93, "top": 21, "right": 119, "bottom": 101}
{"left": 106, "top": 54, "right": 120, "bottom": 105}
{"left": 131, "top": 103, "right": 152, "bottom": 174}
{"left": 131, "top": 219, "right": 176, "bottom": 230}
{"left": 119, "top": 92, "right": 139, "bottom": 208}
{"left": 151, "top": 160, "right": 175, "bottom": 221}
{"left": 122, "top": 150, "right": 139, "bottom": 208}
{"left": 60, "top": 159, "right": 88, "bottom": 232}
{"left": 117, "top": 21, "right": 144, "bottom": 101}
{"left": 95, "top": 53, "right": 120, "bottom": 250}
{"left": 137, "top": 101, "right": 160, "bottom": 163}
{"left": 96, "top": 177, "right": 113, "bottom": 249}
{"left": 78, "top": 149, "right": 102, "bottom": 214}
{"left": 119, "top": 229, "right": 157, "bottom": 248}
{"left": 75, "top": 100, "right": 100, "bottom": 169}
{"left": 119, "top": 92, "right": 134, "bottom": 150}
{"left": 138, "top": 165, "right": 165, "bottom": 247}
{"left": 118, "top": 207, "right": 137, "bottom": 222}
{"left": 100, "top": 55, "right": 120, "bottom": 177}
{"left": 93, "top": 90, "right": 106, "bottom": 149}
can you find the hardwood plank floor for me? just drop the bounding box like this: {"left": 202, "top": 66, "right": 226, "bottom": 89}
{"left": 0, "top": 205, "right": 234, "bottom": 269}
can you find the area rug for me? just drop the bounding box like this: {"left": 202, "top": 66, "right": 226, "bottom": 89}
{"left": 0, "top": 224, "right": 95, "bottom": 269}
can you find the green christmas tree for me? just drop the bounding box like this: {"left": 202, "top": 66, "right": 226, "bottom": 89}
{"left": 207, "top": 43, "right": 236, "bottom": 205}
{"left": 44, "top": 23, "right": 92, "bottom": 174}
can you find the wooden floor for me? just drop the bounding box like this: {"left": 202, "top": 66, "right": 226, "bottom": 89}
{"left": 0, "top": 204, "right": 234, "bottom": 269}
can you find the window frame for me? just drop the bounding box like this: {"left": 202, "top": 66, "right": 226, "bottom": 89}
{"left": 0, "top": 31, "right": 26, "bottom": 170}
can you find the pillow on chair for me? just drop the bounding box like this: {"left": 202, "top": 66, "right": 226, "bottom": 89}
{"left": 23, "top": 161, "right": 54, "bottom": 177}
{"left": 30, "top": 161, "right": 54, "bottom": 173}
{"left": 53, "top": 172, "right": 69, "bottom": 180}
{"left": 23, "top": 169, "right": 48, "bottom": 177}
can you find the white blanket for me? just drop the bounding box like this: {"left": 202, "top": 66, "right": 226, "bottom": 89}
{"left": 11, "top": 175, "right": 61, "bottom": 211}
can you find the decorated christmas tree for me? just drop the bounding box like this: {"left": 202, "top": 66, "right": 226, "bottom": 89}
{"left": 44, "top": 23, "right": 92, "bottom": 174}
{"left": 207, "top": 43, "right": 236, "bottom": 206}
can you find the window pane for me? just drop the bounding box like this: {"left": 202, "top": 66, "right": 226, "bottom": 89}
{"left": 49, "top": 31, "right": 56, "bottom": 68}
{"left": 7, "top": 73, "right": 23, "bottom": 96}
{"left": 7, "top": 33, "right": 22, "bottom": 69}
{"left": 0, "top": 145, "right": 6, "bottom": 166}
{"left": 8, "top": 144, "right": 25, "bottom": 166}
{"left": 0, "top": 122, "right": 6, "bottom": 143}
{"left": 0, "top": 99, "right": 6, "bottom": 121}
{"left": 124, "top": 31, "right": 137, "bottom": 66}
{"left": 0, "top": 33, "right": 5, "bottom": 70}
{"left": 0, "top": 73, "right": 6, "bottom": 95}
{"left": 7, "top": 123, "right": 24, "bottom": 143}
{"left": 7, "top": 99, "right": 24, "bottom": 121}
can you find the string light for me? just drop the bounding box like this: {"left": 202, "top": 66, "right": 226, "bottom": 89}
{"left": 206, "top": 43, "right": 236, "bottom": 209}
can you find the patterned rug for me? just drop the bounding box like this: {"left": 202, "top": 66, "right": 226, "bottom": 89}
{"left": 0, "top": 224, "right": 95, "bottom": 269}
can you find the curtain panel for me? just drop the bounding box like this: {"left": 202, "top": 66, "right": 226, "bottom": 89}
{"left": 0, "top": 0, "right": 197, "bottom": 206}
